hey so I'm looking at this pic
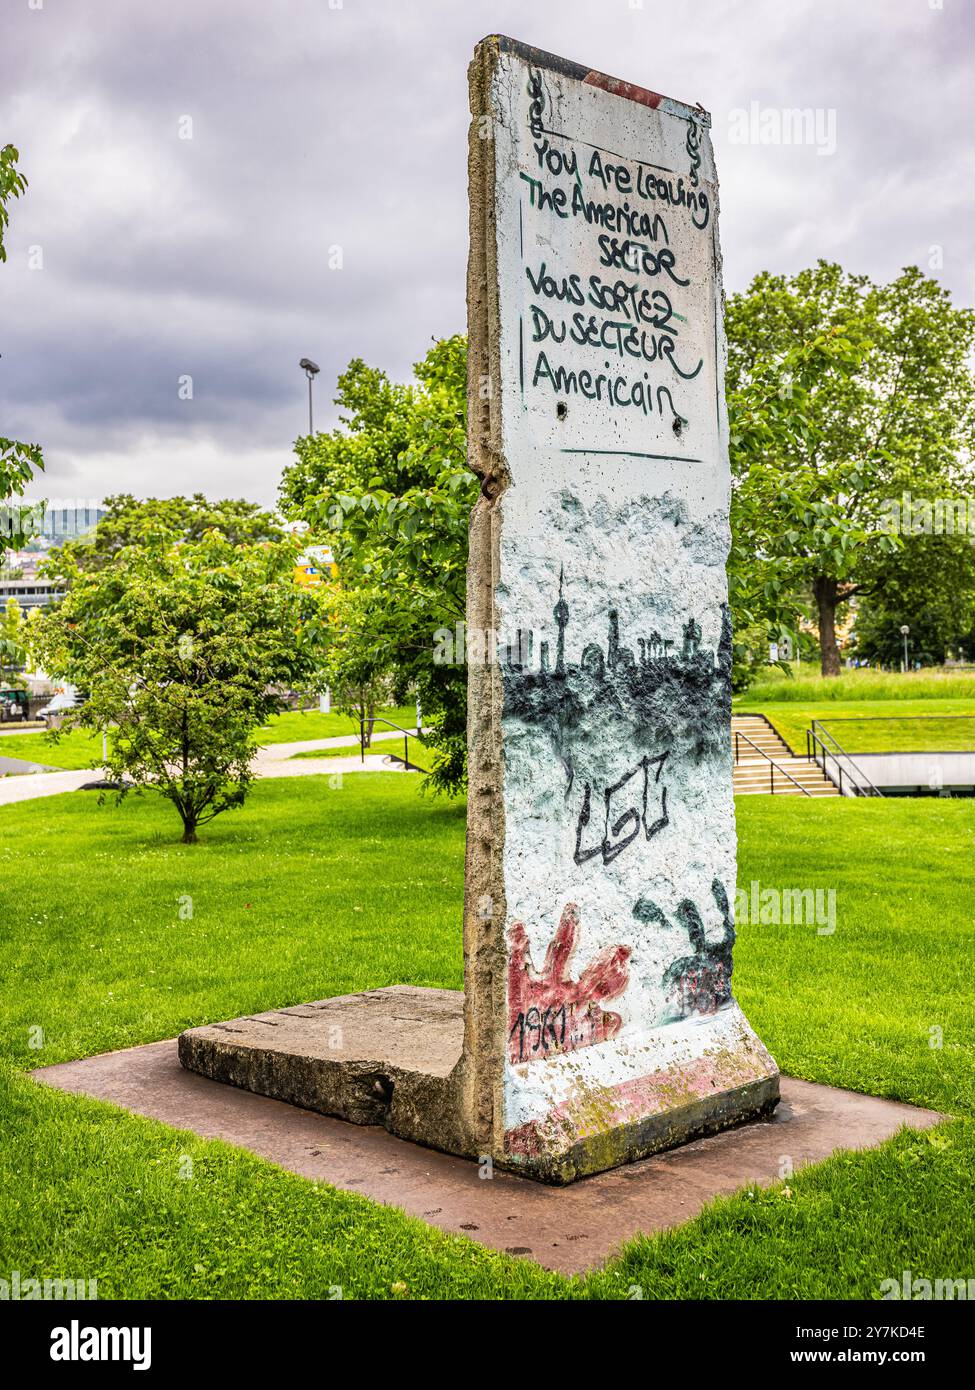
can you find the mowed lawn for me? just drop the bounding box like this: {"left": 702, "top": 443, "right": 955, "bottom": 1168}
{"left": 0, "top": 704, "right": 417, "bottom": 772}
{"left": 1, "top": 778, "right": 973, "bottom": 1299}
{"left": 734, "top": 669, "right": 975, "bottom": 754}
{"left": 739, "top": 698, "right": 975, "bottom": 754}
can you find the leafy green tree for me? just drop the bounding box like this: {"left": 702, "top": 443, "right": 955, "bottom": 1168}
{"left": 854, "top": 527, "right": 975, "bottom": 666}
{"left": 856, "top": 601, "right": 948, "bottom": 669}
{"left": 0, "top": 597, "right": 26, "bottom": 688}
{"left": 726, "top": 262, "right": 975, "bottom": 674}
{"left": 1, "top": 144, "right": 44, "bottom": 533}
{"left": 727, "top": 324, "right": 872, "bottom": 668}
{"left": 31, "top": 531, "right": 325, "bottom": 843}
{"left": 280, "top": 337, "right": 475, "bottom": 794}
{"left": 0, "top": 143, "right": 27, "bottom": 263}
{"left": 51, "top": 494, "right": 285, "bottom": 577}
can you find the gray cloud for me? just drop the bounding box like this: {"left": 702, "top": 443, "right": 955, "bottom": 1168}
{"left": 1, "top": 0, "right": 972, "bottom": 507}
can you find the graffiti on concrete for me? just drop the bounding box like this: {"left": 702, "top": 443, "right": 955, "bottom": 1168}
{"left": 574, "top": 751, "right": 669, "bottom": 866}
{"left": 507, "top": 902, "right": 631, "bottom": 1063}
{"left": 502, "top": 569, "right": 731, "bottom": 789}
{"left": 633, "top": 877, "right": 736, "bottom": 1022}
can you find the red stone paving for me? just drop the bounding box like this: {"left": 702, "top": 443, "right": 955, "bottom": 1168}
{"left": 34, "top": 1040, "right": 942, "bottom": 1276}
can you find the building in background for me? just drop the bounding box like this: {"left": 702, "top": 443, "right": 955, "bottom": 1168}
{"left": 38, "top": 504, "right": 106, "bottom": 542}
{"left": 0, "top": 574, "right": 63, "bottom": 611}
{"left": 0, "top": 500, "right": 104, "bottom": 610}
{"left": 293, "top": 544, "right": 338, "bottom": 589}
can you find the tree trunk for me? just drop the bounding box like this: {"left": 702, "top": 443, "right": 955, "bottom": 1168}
{"left": 179, "top": 710, "right": 197, "bottom": 842}
{"left": 814, "top": 576, "right": 841, "bottom": 676}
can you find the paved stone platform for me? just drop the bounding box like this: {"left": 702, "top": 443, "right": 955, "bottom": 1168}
{"left": 34, "top": 1039, "right": 942, "bottom": 1274}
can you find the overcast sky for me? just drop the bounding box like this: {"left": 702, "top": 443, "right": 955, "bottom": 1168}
{"left": 1, "top": 0, "right": 972, "bottom": 511}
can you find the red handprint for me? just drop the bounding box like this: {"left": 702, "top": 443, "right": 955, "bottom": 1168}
{"left": 507, "top": 903, "right": 631, "bottom": 1064}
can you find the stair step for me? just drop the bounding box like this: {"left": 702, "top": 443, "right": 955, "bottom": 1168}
{"left": 733, "top": 770, "right": 816, "bottom": 777}
{"left": 730, "top": 717, "right": 844, "bottom": 798}
{"left": 733, "top": 772, "right": 833, "bottom": 782}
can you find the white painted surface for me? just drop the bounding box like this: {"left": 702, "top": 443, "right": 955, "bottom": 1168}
{"left": 486, "top": 47, "right": 763, "bottom": 1140}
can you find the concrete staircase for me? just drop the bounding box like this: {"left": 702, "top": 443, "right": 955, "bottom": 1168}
{"left": 731, "top": 714, "right": 839, "bottom": 797}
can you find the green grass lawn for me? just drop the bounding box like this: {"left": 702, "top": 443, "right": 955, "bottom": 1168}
{"left": 735, "top": 670, "right": 975, "bottom": 753}
{"left": 0, "top": 705, "right": 418, "bottom": 772}
{"left": 804, "top": 712, "right": 975, "bottom": 753}
{"left": 1, "top": 780, "right": 972, "bottom": 1298}
{"left": 0, "top": 728, "right": 105, "bottom": 770}
{"left": 739, "top": 668, "right": 975, "bottom": 702}
{"left": 740, "top": 698, "right": 975, "bottom": 754}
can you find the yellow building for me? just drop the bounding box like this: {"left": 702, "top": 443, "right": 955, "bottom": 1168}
{"left": 293, "top": 545, "right": 338, "bottom": 588}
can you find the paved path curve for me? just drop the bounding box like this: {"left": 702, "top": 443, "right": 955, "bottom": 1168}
{"left": 0, "top": 768, "right": 94, "bottom": 806}
{"left": 250, "top": 729, "right": 413, "bottom": 780}
{"left": 0, "top": 732, "right": 414, "bottom": 807}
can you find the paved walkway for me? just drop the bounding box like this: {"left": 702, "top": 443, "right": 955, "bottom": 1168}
{"left": 261, "top": 728, "right": 417, "bottom": 753}
{"left": 252, "top": 751, "right": 406, "bottom": 778}
{"left": 253, "top": 726, "right": 427, "bottom": 778}
{"left": 252, "top": 729, "right": 414, "bottom": 779}
{"left": 0, "top": 732, "right": 414, "bottom": 806}
{"left": 0, "top": 753, "right": 59, "bottom": 775}
{"left": 0, "top": 767, "right": 94, "bottom": 805}
{"left": 34, "top": 1038, "right": 942, "bottom": 1276}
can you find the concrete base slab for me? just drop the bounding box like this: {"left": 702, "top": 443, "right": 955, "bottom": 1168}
{"left": 34, "top": 1040, "right": 942, "bottom": 1275}
{"left": 178, "top": 987, "right": 468, "bottom": 1155}
{"left": 177, "top": 988, "right": 785, "bottom": 1182}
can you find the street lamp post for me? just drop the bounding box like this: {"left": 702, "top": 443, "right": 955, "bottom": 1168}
{"left": 900, "top": 624, "right": 910, "bottom": 673}
{"left": 299, "top": 358, "right": 320, "bottom": 435}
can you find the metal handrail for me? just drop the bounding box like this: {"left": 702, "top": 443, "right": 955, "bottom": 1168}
{"left": 359, "top": 717, "right": 424, "bottom": 771}
{"left": 808, "top": 727, "right": 848, "bottom": 796}
{"left": 820, "top": 714, "right": 975, "bottom": 721}
{"left": 807, "top": 721, "right": 883, "bottom": 798}
{"left": 733, "top": 729, "right": 811, "bottom": 796}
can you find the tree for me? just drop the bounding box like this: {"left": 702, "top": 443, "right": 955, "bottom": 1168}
{"left": 1, "top": 144, "right": 44, "bottom": 536}
{"left": 854, "top": 527, "right": 975, "bottom": 666}
{"left": 50, "top": 493, "right": 285, "bottom": 576}
{"left": 727, "top": 326, "right": 871, "bottom": 671}
{"left": 0, "top": 598, "right": 26, "bottom": 688}
{"left": 280, "top": 337, "right": 476, "bottom": 795}
{"left": 31, "top": 530, "right": 326, "bottom": 843}
{"left": 0, "top": 143, "right": 27, "bottom": 264}
{"left": 726, "top": 262, "right": 975, "bottom": 674}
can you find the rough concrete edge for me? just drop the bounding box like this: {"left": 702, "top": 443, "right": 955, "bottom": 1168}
{"left": 502, "top": 1073, "right": 781, "bottom": 1185}
{"left": 488, "top": 33, "right": 712, "bottom": 126}
{"left": 701, "top": 93, "right": 782, "bottom": 1095}
{"left": 455, "top": 35, "right": 510, "bottom": 1164}
{"left": 178, "top": 1031, "right": 389, "bottom": 1127}
{"left": 177, "top": 1029, "right": 475, "bottom": 1156}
